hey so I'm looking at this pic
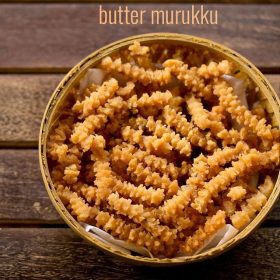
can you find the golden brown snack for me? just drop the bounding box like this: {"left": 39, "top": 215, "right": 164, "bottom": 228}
{"left": 72, "top": 78, "right": 119, "bottom": 117}
{"left": 192, "top": 144, "right": 280, "bottom": 213}
{"left": 46, "top": 41, "right": 280, "bottom": 257}
{"left": 95, "top": 211, "right": 165, "bottom": 255}
{"left": 180, "top": 210, "right": 226, "bottom": 255}
{"left": 101, "top": 56, "right": 172, "bottom": 85}
{"left": 112, "top": 178, "right": 165, "bottom": 206}
{"left": 186, "top": 95, "right": 242, "bottom": 145}
{"left": 214, "top": 81, "right": 280, "bottom": 143}
{"left": 111, "top": 143, "right": 182, "bottom": 179}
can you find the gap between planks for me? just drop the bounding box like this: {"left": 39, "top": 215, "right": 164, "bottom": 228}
{"left": 0, "top": 67, "right": 279, "bottom": 75}
{"left": 1, "top": 0, "right": 279, "bottom": 4}
{"left": 0, "top": 222, "right": 67, "bottom": 228}
{"left": 0, "top": 141, "right": 38, "bottom": 149}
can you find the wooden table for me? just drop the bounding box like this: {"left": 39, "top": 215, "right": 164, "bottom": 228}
{"left": 0, "top": 2, "right": 279, "bottom": 279}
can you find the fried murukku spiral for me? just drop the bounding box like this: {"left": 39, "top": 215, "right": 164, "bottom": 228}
{"left": 180, "top": 210, "right": 226, "bottom": 255}
{"left": 47, "top": 41, "right": 280, "bottom": 257}
{"left": 101, "top": 56, "right": 171, "bottom": 85}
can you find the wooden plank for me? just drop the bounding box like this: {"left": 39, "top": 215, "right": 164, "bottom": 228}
{"left": 0, "top": 4, "right": 279, "bottom": 70}
{"left": 0, "top": 227, "right": 279, "bottom": 279}
{"left": 2, "top": 1, "right": 280, "bottom": 4}
{"left": 0, "top": 149, "right": 61, "bottom": 222}
{"left": 267, "top": 74, "right": 280, "bottom": 94}
{"left": 0, "top": 149, "right": 279, "bottom": 223}
{"left": 0, "top": 74, "right": 279, "bottom": 144}
{"left": 0, "top": 74, "right": 62, "bottom": 144}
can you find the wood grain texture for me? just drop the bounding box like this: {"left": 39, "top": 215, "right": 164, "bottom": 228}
{"left": 266, "top": 74, "right": 280, "bottom": 94}
{"left": 0, "top": 74, "right": 279, "bottom": 143}
{"left": 0, "top": 4, "right": 279, "bottom": 70}
{"left": 0, "top": 227, "right": 279, "bottom": 279}
{"left": 0, "top": 149, "right": 279, "bottom": 223}
{"left": 2, "top": 0, "right": 280, "bottom": 3}
{"left": 0, "top": 2, "right": 279, "bottom": 275}
{"left": 0, "top": 149, "right": 61, "bottom": 222}
{"left": 0, "top": 74, "right": 62, "bottom": 144}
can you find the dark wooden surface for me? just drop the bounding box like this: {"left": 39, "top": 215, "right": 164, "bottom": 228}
{"left": 0, "top": 228, "right": 279, "bottom": 279}
{"left": 0, "top": 4, "right": 279, "bottom": 71}
{"left": 0, "top": 3, "right": 279, "bottom": 279}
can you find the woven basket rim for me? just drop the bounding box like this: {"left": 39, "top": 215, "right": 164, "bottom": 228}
{"left": 39, "top": 32, "right": 280, "bottom": 266}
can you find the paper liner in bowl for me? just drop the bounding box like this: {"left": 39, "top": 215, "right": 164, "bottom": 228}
{"left": 81, "top": 222, "right": 238, "bottom": 258}
{"left": 79, "top": 68, "right": 105, "bottom": 93}
{"left": 81, "top": 223, "right": 153, "bottom": 257}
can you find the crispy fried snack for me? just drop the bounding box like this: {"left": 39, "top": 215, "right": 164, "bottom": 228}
{"left": 47, "top": 118, "right": 74, "bottom": 161}
{"left": 161, "top": 186, "right": 194, "bottom": 221}
{"left": 230, "top": 191, "right": 267, "bottom": 229}
{"left": 111, "top": 143, "right": 181, "bottom": 179}
{"left": 163, "top": 59, "right": 231, "bottom": 100}
{"left": 227, "top": 186, "right": 247, "bottom": 201}
{"left": 63, "top": 163, "right": 80, "bottom": 185}
{"left": 190, "top": 141, "right": 249, "bottom": 182}
{"left": 72, "top": 78, "right": 119, "bottom": 117}
{"left": 162, "top": 105, "right": 192, "bottom": 137}
{"left": 127, "top": 157, "right": 179, "bottom": 196}
{"left": 128, "top": 40, "right": 150, "bottom": 56}
{"left": 128, "top": 90, "right": 172, "bottom": 110}
{"left": 180, "top": 210, "right": 226, "bottom": 255}
{"left": 145, "top": 116, "right": 192, "bottom": 156}
{"left": 56, "top": 185, "right": 98, "bottom": 222}
{"left": 192, "top": 145, "right": 279, "bottom": 213}
{"left": 93, "top": 161, "right": 114, "bottom": 205}
{"left": 186, "top": 95, "right": 242, "bottom": 145}
{"left": 101, "top": 56, "right": 172, "bottom": 85}
{"left": 112, "top": 177, "right": 165, "bottom": 206}
{"left": 214, "top": 81, "right": 280, "bottom": 143}
{"left": 95, "top": 211, "right": 165, "bottom": 255}
{"left": 230, "top": 175, "right": 275, "bottom": 229}
{"left": 47, "top": 41, "right": 280, "bottom": 258}
{"left": 121, "top": 126, "right": 172, "bottom": 155}
{"left": 71, "top": 97, "right": 127, "bottom": 151}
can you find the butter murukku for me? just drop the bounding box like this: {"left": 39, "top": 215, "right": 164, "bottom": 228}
{"left": 47, "top": 41, "right": 280, "bottom": 257}
{"left": 180, "top": 210, "right": 226, "bottom": 255}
